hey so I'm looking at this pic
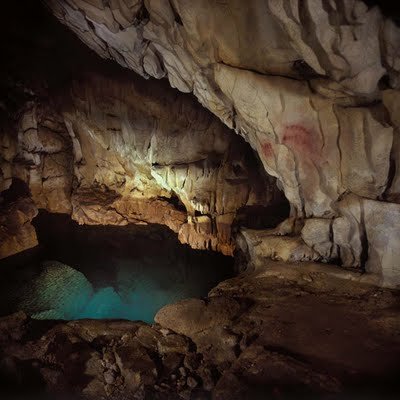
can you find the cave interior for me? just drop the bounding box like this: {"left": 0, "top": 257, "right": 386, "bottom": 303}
{"left": 0, "top": 0, "right": 400, "bottom": 399}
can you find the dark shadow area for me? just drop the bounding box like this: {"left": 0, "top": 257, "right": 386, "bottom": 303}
{"left": 235, "top": 203, "right": 290, "bottom": 230}
{"left": 0, "top": 358, "right": 47, "bottom": 400}
{"left": 0, "top": 211, "right": 234, "bottom": 323}
{"left": 0, "top": 0, "right": 178, "bottom": 128}
{"left": 0, "top": 178, "right": 31, "bottom": 205}
{"left": 362, "top": 0, "right": 400, "bottom": 25}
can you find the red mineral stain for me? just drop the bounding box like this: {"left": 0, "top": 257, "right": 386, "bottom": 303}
{"left": 261, "top": 142, "right": 274, "bottom": 159}
{"left": 281, "top": 124, "right": 320, "bottom": 161}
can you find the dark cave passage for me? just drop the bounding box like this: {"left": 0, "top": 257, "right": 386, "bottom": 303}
{"left": 0, "top": 211, "right": 234, "bottom": 323}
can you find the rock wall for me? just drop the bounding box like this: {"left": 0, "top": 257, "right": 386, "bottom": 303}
{"left": 0, "top": 70, "right": 280, "bottom": 258}
{"left": 45, "top": 0, "right": 400, "bottom": 286}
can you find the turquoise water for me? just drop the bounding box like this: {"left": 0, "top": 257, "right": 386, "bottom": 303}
{"left": 0, "top": 213, "right": 233, "bottom": 323}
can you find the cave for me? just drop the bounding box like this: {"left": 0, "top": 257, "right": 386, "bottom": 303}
{"left": 1, "top": 0, "right": 400, "bottom": 399}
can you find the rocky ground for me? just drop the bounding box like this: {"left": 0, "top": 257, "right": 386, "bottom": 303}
{"left": 1, "top": 261, "right": 399, "bottom": 399}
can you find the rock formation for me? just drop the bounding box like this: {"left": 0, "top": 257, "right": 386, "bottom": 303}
{"left": 43, "top": 0, "right": 400, "bottom": 287}
{"left": 1, "top": 69, "right": 282, "bottom": 257}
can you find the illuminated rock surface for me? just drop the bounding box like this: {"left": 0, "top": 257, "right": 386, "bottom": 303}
{"left": 40, "top": 0, "right": 400, "bottom": 287}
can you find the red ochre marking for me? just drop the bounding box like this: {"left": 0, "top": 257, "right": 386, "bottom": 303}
{"left": 261, "top": 142, "right": 273, "bottom": 159}
{"left": 281, "top": 124, "right": 317, "bottom": 156}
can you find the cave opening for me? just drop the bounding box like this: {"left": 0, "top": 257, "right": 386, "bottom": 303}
{"left": 0, "top": 211, "right": 234, "bottom": 323}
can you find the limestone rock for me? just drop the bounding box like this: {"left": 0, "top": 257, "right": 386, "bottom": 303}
{"left": 47, "top": 0, "right": 399, "bottom": 97}
{"left": 3, "top": 0, "right": 400, "bottom": 285}
{"left": 155, "top": 297, "right": 241, "bottom": 364}
{"left": 301, "top": 218, "right": 338, "bottom": 261}
{"left": 43, "top": 0, "right": 400, "bottom": 284}
{"left": 1, "top": 71, "right": 277, "bottom": 258}
{"left": 382, "top": 89, "right": 400, "bottom": 202}
{"left": 18, "top": 261, "right": 94, "bottom": 320}
{"left": 238, "top": 228, "right": 320, "bottom": 269}
{"left": 363, "top": 200, "right": 400, "bottom": 288}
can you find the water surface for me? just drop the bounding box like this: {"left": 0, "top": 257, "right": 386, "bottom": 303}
{"left": 0, "top": 212, "right": 233, "bottom": 323}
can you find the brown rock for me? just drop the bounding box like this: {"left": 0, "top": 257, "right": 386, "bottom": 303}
{"left": 114, "top": 344, "right": 158, "bottom": 389}
{"left": 0, "top": 198, "right": 38, "bottom": 259}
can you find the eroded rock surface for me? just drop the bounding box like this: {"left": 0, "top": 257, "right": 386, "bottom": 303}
{"left": 43, "top": 0, "right": 400, "bottom": 286}
{"left": 2, "top": 1, "right": 400, "bottom": 285}
{"left": 0, "top": 68, "right": 282, "bottom": 259}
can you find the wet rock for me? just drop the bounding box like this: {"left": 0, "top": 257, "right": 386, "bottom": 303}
{"left": 19, "top": 261, "right": 94, "bottom": 320}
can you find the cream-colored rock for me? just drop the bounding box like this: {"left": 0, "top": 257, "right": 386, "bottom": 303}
{"left": 336, "top": 105, "right": 393, "bottom": 199}
{"left": 382, "top": 90, "right": 400, "bottom": 202}
{"left": 333, "top": 194, "right": 366, "bottom": 269}
{"left": 71, "top": 187, "right": 186, "bottom": 233}
{"left": 43, "top": 0, "right": 400, "bottom": 284}
{"left": 238, "top": 228, "right": 320, "bottom": 268}
{"left": 1, "top": 104, "right": 73, "bottom": 216}
{"left": 364, "top": 200, "right": 400, "bottom": 288}
{"left": 0, "top": 72, "right": 277, "bottom": 257}
{"left": 178, "top": 214, "right": 235, "bottom": 255}
{"left": 331, "top": 194, "right": 400, "bottom": 288}
{"left": 47, "top": 0, "right": 397, "bottom": 96}
{"left": 301, "top": 218, "right": 337, "bottom": 261}
{"left": 215, "top": 64, "right": 393, "bottom": 217}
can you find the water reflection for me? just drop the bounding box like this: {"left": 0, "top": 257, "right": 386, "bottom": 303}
{"left": 0, "top": 212, "right": 233, "bottom": 323}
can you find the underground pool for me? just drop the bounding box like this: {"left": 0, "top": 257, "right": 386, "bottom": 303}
{"left": 0, "top": 212, "right": 234, "bottom": 323}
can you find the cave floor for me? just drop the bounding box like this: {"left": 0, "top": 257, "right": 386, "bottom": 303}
{"left": 0, "top": 261, "right": 399, "bottom": 399}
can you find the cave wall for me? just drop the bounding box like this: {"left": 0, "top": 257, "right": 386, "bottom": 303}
{"left": 0, "top": 68, "right": 281, "bottom": 258}
{"left": 43, "top": 0, "right": 400, "bottom": 287}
